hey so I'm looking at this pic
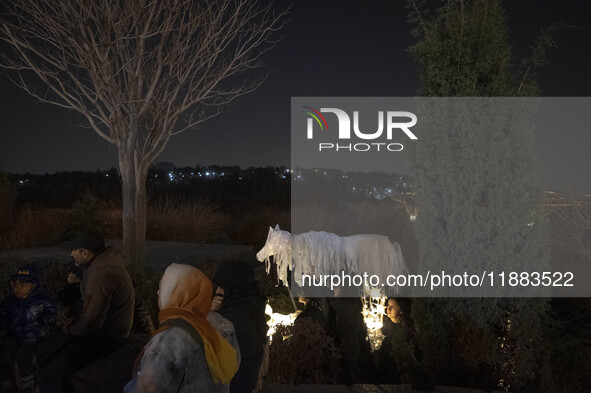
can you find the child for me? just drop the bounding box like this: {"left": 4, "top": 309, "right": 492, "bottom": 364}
{"left": 0, "top": 264, "right": 58, "bottom": 393}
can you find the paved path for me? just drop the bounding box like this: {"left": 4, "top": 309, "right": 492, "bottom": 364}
{"left": 0, "top": 239, "right": 253, "bottom": 271}
{"left": 264, "top": 385, "right": 411, "bottom": 393}
{"left": 264, "top": 385, "right": 498, "bottom": 393}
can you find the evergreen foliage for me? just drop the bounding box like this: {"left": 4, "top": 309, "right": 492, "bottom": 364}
{"left": 59, "top": 190, "right": 107, "bottom": 240}
{"left": 404, "top": 0, "right": 552, "bottom": 390}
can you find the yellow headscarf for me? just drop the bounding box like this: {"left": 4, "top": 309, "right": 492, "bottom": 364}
{"left": 157, "top": 263, "right": 238, "bottom": 383}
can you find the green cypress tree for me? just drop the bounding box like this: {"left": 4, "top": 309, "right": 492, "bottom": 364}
{"left": 404, "top": 0, "right": 552, "bottom": 390}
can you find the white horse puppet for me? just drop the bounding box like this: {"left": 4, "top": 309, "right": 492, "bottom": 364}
{"left": 256, "top": 225, "right": 408, "bottom": 293}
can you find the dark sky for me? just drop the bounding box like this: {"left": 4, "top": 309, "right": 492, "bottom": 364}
{"left": 0, "top": 0, "right": 589, "bottom": 190}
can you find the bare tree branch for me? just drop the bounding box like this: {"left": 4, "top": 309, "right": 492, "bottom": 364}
{"left": 0, "top": 0, "right": 289, "bottom": 264}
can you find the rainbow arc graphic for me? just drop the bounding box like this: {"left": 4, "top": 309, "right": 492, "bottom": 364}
{"left": 302, "top": 106, "right": 328, "bottom": 130}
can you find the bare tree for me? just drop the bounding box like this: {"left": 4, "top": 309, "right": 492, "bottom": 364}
{"left": 0, "top": 0, "right": 288, "bottom": 265}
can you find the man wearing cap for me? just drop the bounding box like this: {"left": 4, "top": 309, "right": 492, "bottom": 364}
{"left": 38, "top": 231, "right": 135, "bottom": 393}
{"left": 61, "top": 231, "right": 135, "bottom": 337}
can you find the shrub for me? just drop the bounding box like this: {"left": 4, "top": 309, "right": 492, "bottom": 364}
{"left": 268, "top": 318, "right": 341, "bottom": 384}
{"left": 546, "top": 298, "right": 591, "bottom": 393}
{"left": 126, "top": 263, "right": 161, "bottom": 328}
{"left": 59, "top": 190, "right": 107, "bottom": 240}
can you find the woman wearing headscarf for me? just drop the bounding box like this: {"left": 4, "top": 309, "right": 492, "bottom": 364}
{"left": 125, "top": 263, "right": 239, "bottom": 393}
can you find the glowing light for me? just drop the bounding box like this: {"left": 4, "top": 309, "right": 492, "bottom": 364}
{"left": 361, "top": 286, "right": 386, "bottom": 352}
{"left": 265, "top": 304, "right": 298, "bottom": 341}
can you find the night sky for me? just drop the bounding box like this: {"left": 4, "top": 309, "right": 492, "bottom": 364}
{"left": 0, "top": 0, "right": 589, "bottom": 190}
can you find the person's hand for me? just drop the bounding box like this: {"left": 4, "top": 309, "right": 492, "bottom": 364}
{"left": 67, "top": 273, "right": 81, "bottom": 285}
{"left": 61, "top": 317, "right": 75, "bottom": 333}
{"left": 211, "top": 297, "right": 222, "bottom": 311}
{"left": 211, "top": 287, "right": 224, "bottom": 311}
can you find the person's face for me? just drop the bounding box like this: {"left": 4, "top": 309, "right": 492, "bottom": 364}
{"left": 386, "top": 299, "right": 402, "bottom": 324}
{"left": 71, "top": 248, "right": 93, "bottom": 266}
{"left": 211, "top": 287, "right": 224, "bottom": 311}
{"left": 11, "top": 279, "right": 36, "bottom": 299}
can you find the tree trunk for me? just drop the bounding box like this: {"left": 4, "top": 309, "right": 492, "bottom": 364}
{"left": 133, "top": 161, "right": 149, "bottom": 266}
{"left": 118, "top": 138, "right": 151, "bottom": 267}
{"left": 118, "top": 138, "right": 148, "bottom": 266}
{"left": 119, "top": 149, "right": 136, "bottom": 265}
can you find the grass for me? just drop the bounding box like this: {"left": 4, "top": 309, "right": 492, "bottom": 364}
{"left": 0, "top": 200, "right": 290, "bottom": 250}
{"left": 0, "top": 207, "right": 70, "bottom": 250}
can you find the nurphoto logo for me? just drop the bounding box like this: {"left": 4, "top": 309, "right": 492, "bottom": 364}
{"left": 303, "top": 106, "right": 418, "bottom": 152}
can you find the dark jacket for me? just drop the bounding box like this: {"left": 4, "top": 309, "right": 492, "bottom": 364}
{"left": 326, "top": 298, "right": 367, "bottom": 361}
{"left": 0, "top": 286, "right": 58, "bottom": 341}
{"left": 64, "top": 246, "right": 135, "bottom": 338}
{"left": 218, "top": 286, "right": 267, "bottom": 360}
